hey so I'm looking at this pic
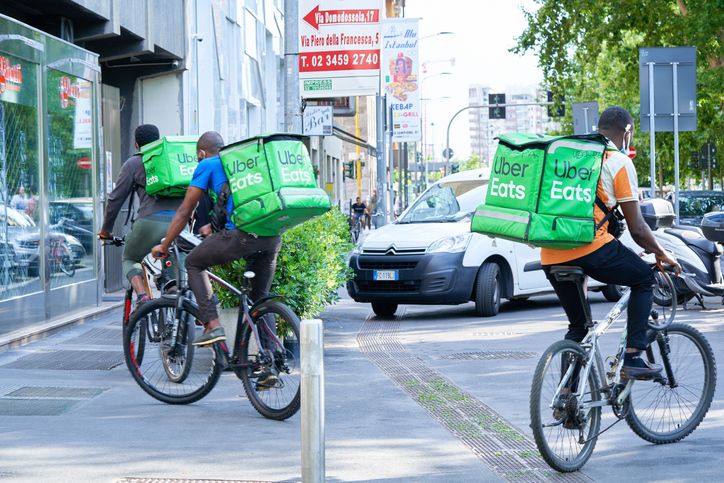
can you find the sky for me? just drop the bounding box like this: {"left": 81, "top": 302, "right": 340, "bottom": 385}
{"left": 404, "top": 0, "right": 543, "bottom": 159}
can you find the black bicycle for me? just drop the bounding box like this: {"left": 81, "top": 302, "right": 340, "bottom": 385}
{"left": 122, "top": 231, "right": 301, "bottom": 421}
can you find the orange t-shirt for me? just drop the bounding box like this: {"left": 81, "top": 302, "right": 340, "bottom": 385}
{"left": 540, "top": 146, "right": 639, "bottom": 265}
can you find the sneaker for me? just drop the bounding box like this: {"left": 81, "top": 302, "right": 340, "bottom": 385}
{"left": 255, "top": 369, "right": 279, "bottom": 391}
{"left": 622, "top": 351, "right": 662, "bottom": 380}
{"left": 192, "top": 326, "right": 226, "bottom": 346}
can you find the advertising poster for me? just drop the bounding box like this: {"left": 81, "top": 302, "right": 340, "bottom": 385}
{"left": 298, "top": 0, "right": 382, "bottom": 98}
{"left": 381, "top": 18, "right": 420, "bottom": 142}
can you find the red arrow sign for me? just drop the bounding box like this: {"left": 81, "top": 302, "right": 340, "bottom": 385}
{"left": 627, "top": 146, "right": 637, "bottom": 159}
{"left": 302, "top": 5, "right": 380, "bottom": 30}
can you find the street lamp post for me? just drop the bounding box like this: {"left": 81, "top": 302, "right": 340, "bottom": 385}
{"left": 419, "top": 71, "right": 452, "bottom": 190}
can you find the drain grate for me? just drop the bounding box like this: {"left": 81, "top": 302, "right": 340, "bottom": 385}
{"left": 0, "top": 398, "right": 81, "bottom": 416}
{"left": 6, "top": 386, "right": 107, "bottom": 399}
{"left": 66, "top": 327, "right": 122, "bottom": 346}
{"left": 358, "top": 315, "right": 592, "bottom": 483}
{"left": 440, "top": 351, "right": 537, "bottom": 361}
{"left": 118, "top": 479, "right": 273, "bottom": 483}
{"left": 2, "top": 350, "right": 124, "bottom": 371}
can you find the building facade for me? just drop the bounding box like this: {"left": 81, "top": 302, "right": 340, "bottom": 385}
{"left": 0, "top": 0, "right": 294, "bottom": 335}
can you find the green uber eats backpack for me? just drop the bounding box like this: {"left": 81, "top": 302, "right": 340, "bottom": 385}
{"left": 216, "top": 133, "right": 331, "bottom": 236}
{"left": 141, "top": 136, "right": 200, "bottom": 197}
{"left": 471, "top": 133, "right": 612, "bottom": 249}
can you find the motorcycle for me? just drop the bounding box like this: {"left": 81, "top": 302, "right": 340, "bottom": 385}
{"left": 641, "top": 198, "right": 724, "bottom": 308}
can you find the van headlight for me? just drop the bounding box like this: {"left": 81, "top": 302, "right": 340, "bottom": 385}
{"left": 427, "top": 233, "right": 472, "bottom": 253}
{"left": 352, "top": 244, "right": 362, "bottom": 254}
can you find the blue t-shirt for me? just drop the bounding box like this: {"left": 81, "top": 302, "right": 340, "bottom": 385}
{"left": 189, "top": 155, "right": 235, "bottom": 229}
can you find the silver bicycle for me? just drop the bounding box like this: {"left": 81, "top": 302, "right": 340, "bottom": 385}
{"left": 530, "top": 263, "right": 717, "bottom": 472}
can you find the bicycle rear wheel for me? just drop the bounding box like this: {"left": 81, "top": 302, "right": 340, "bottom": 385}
{"left": 238, "top": 300, "right": 301, "bottom": 421}
{"left": 626, "top": 323, "right": 716, "bottom": 443}
{"left": 124, "top": 297, "right": 222, "bottom": 405}
{"left": 530, "top": 340, "right": 602, "bottom": 472}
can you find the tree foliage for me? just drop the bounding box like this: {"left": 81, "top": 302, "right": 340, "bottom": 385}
{"left": 515, "top": 0, "right": 724, "bottom": 187}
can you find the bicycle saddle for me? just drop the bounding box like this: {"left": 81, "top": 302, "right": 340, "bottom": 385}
{"left": 549, "top": 265, "right": 586, "bottom": 283}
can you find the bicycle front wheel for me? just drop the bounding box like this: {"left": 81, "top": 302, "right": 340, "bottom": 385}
{"left": 626, "top": 323, "right": 716, "bottom": 443}
{"left": 238, "top": 300, "right": 301, "bottom": 421}
{"left": 530, "top": 340, "right": 602, "bottom": 473}
{"left": 124, "top": 297, "right": 222, "bottom": 405}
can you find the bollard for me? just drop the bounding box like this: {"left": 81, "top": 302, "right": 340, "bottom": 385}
{"left": 301, "top": 319, "right": 325, "bottom": 483}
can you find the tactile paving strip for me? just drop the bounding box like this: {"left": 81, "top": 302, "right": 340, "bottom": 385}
{"left": 357, "top": 314, "right": 592, "bottom": 482}
{"left": 1, "top": 350, "right": 124, "bottom": 370}
{"left": 65, "top": 327, "right": 123, "bottom": 346}
{"left": 6, "top": 386, "right": 107, "bottom": 399}
{"left": 0, "top": 398, "right": 80, "bottom": 416}
{"left": 440, "top": 351, "right": 538, "bottom": 361}
{"left": 118, "top": 479, "right": 273, "bottom": 483}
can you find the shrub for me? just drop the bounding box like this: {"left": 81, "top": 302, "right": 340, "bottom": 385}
{"left": 213, "top": 208, "right": 353, "bottom": 319}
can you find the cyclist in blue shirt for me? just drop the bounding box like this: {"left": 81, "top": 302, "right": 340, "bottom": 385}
{"left": 151, "top": 131, "right": 282, "bottom": 358}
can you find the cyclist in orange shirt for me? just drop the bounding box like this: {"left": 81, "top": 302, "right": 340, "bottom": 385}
{"left": 541, "top": 106, "right": 679, "bottom": 380}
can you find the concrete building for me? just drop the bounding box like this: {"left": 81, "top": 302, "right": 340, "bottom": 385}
{"left": 0, "top": 0, "right": 291, "bottom": 334}
{"left": 468, "top": 84, "right": 561, "bottom": 166}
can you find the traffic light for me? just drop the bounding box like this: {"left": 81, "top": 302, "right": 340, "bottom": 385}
{"left": 547, "top": 91, "right": 565, "bottom": 117}
{"left": 415, "top": 151, "right": 423, "bottom": 164}
{"left": 450, "top": 162, "right": 460, "bottom": 174}
{"left": 488, "top": 93, "right": 506, "bottom": 119}
{"left": 690, "top": 150, "right": 700, "bottom": 170}
{"left": 343, "top": 161, "right": 355, "bottom": 179}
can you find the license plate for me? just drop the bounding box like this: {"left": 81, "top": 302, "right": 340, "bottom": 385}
{"left": 373, "top": 270, "right": 398, "bottom": 281}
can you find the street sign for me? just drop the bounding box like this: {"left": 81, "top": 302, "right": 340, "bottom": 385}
{"left": 303, "top": 106, "right": 333, "bottom": 135}
{"left": 572, "top": 101, "right": 599, "bottom": 135}
{"left": 298, "top": 0, "right": 382, "bottom": 98}
{"left": 488, "top": 93, "right": 505, "bottom": 119}
{"left": 382, "top": 18, "right": 421, "bottom": 142}
{"left": 76, "top": 157, "right": 92, "bottom": 169}
{"left": 639, "top": 47, "right": 697, "bottom": 132}
{"left": 442, "top": 147, "right": 454, "bottom": 160}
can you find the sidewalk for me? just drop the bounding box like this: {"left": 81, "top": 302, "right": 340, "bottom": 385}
{"left": 0, "top": 292, "right": 721, "bottom": 482}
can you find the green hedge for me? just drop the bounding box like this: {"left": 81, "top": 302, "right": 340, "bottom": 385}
{"left": 213, "top": 208, "right": 353, "bottom": 319}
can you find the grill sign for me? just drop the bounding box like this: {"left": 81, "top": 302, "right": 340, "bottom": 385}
{"left": 0, "top": 56, "right": 23, "bottom": 94}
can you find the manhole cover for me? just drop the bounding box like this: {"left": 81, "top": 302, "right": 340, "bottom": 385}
{"left": 66, "top": 327, "right": 122, "bottom": 346}
{"left": 0, "top": 398, "right": 80, "bottom": 416}
{"left": 6, "top": 386, "right": 107, "bottom": 399}
{"left": 440, "top": 351, "right": 537, "bottom": 360}
{"left": 2, "top": 350, "right": 124, "bottom": 371}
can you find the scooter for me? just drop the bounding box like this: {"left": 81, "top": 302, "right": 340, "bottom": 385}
{"left": 641, "top": 199, "right": 724, "bottom": 308}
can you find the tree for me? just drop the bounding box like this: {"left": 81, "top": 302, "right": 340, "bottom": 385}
{"left": 514, "top": 0, "right": 724, "bottom": 187}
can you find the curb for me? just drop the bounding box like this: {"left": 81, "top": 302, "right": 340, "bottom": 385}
{"left": 0, "top": 301, "right": 123, "bottom": 352}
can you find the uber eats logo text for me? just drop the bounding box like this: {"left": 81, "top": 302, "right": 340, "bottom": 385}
{"left": 176, "top": 152, "right": 198, "bottom": 177}
{"left": 277, "top": 149, "right": 312, "bottom": 184}
{"left": 227, "top": 155, "right": 264, "bottom": 192}
{"left": 146, "top": 165, "right": 159, "bottom": 185}
{"left": 550, "top": 159, "right": 593, "bottom": 203}
{"left": 489, "top": 156, "right": 529, "bottom": 199}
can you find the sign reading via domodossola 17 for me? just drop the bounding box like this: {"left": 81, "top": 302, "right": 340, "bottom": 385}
{"left": 299, "top": 0, "right": 382, "bottom": 98}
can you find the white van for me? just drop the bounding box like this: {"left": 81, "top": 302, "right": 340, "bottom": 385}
{"left": 347, "top": 169, "right": 622, "bottom": 317}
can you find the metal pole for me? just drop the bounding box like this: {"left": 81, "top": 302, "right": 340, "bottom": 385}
{"left": 583, "top": 108, "right": 590, "bottom": 134}
{"left": 403, "top": 143, "right": 409, "bottom": 208}
{"left": 301, "top": 319, "right": 325, "bottom": 483}
{"left": 398, "top": 144, "right": 402, "bottom": 214}
{"left": 672, "top": 62, "right": 680, "bottom": 222}
{"left": 284, "top": 0, "right": 302, "bottom": 133}
{"left": 375, "top": 95, "right": 387, "bottom": 227}
{"left": 648, "top": 62, "right": 656, "bottom": 196}
{"left": 708, "top": 143, "right": 713, "bottom": 190}
{"left": 388, "top": 101, "right": 394, "bottom": 221}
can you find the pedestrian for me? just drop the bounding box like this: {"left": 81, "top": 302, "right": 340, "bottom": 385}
{"left": 369, "top": 190, "right": 377, "bottom": 229}
{"left": 98, "top": 124, "right": 183, "bottom": 305}
{"left": 364, "top": 197, "right": 371, "bottom": 230}
{"left": 10, "top": 186, "right": 27, "bottom": 211}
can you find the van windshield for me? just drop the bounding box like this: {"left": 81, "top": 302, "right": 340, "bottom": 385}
{"left": 398, "top": 180, "right": 486, "bottom": 223}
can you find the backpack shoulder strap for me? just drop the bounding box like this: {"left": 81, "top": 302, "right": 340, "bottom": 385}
{"left": 124, "top": 153, "right": 145, "bottom": 225}
{"left": 595, "top": 196, "right": 615, "bottom": 231}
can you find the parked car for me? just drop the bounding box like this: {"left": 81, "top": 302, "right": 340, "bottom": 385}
{"left": 675, "top": 191, "right": 724, "bottom": 227}
{"left": 1, "top": 205, "right": 85, "bottom": 277}
{"left": 347, "top": 169, "right": 622, "bottom": 317}
{"left": 49, "top": 198, "right": 94, "bottom": 251}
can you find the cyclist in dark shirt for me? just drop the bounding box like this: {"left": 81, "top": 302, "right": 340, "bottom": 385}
{"left": 351, "top": 197, "right": 366, "bottom": 228}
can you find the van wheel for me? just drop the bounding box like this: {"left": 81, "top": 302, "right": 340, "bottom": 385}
{"left": 474, "top": 262, "right": 501, "bottom": 317}
{"left": 602, "top": 284, "right": 624, "bottom": 302}
{"left": 371, "top": 302, "right": 398, "bottom": 318}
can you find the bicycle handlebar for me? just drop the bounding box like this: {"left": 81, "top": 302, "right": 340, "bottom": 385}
{"left": 100, "top": 236, "right": 125, "bottom": 247}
